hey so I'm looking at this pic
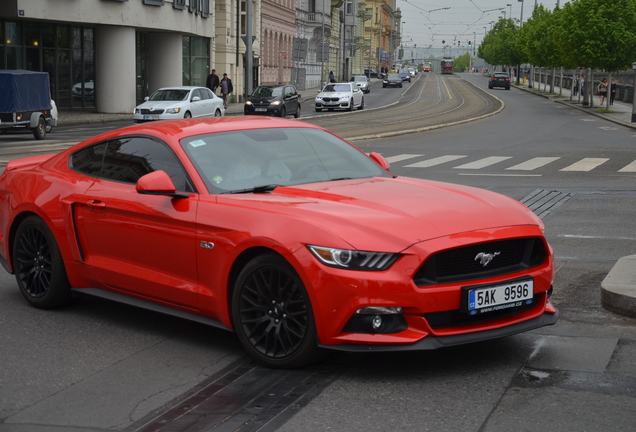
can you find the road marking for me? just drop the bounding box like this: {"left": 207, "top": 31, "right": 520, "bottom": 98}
{"left": 384, "top": 154, "right": 423, "bottom": 163}
{"left": 618, "top": 159, "right": 636, "bottom": 172}
{"left": 560, "top": 158, "right": 609, "bottom": 171}
{"left": 599, "top": 126, "right": 618, "bottom": 130}
{"left": 405, "top": 155, "right": 466, "bottom": 168}
{"left": 458, "top": 173, "right": 542, "bottom": 177}
{"left": 454, "top": 156, "right": 512, "bottom": 169}
{"left": 580, "top": 119, "right": 596, "bottom": 122}
{"left": 506, "top": 157, "right": 561, "bottom": 171}
{"left": 559, "top": 234, "right": 636, "bottom": 241}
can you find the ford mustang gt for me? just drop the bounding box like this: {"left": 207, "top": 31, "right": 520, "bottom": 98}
{"left": 0, "top": 117, "right": 558, "bottom": 368}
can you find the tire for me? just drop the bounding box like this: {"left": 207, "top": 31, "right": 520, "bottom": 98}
{"left": 506, "top": 87, "right": 511, "bottom": 90}
{"left": 315, "top": 108, "right": 322, "bottom": 112}
{"left": 184, "top": 111, "right": 192, "bottom": 119}
{"left": 349, "top": 101, "right": 355, "bottom": 112}
{"left": 232, "top": 253, "right": 320, "bottom": 368}
{"left": 279, "top": 107, "right": 286, "bottom": 118}
{"left": 294, "top": 104, "right": 301, "bottom": 119}
{"left": 13, "top": 216, "right": 72, "bottom": 309}
{"left": 45, "top": 124, "right": 53, "bottom": 133}
{"left": 215, "top": 109, "right": 222, "bottom": 116}
{"left": 33, "top": 116, "right": 46, "bottom": 140}
{"left": 383, "top": 85, "right": 386, "bottom": 88}
{"left": 358, "top": 97, "right": 364, "bottom": 110}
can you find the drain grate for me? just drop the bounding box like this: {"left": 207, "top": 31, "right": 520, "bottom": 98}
{"left": 520, "top": 189, "right": 575, "bottom": 219}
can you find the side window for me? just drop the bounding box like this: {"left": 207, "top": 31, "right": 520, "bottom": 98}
{"left": 191, "top": 89, "right": 202, "bottom": 100}
{"left": 199, "top": 88, "right": 211, "bottom": 100}
{"left": 100, "top": 137, "right": 194, "bottom": 192}
{"left": 71, "top": 143, "right": 108, "bottom": 176}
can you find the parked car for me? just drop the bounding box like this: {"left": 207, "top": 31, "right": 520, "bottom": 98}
{"left": 363, "top": 69, "right": 379, "bottom": 78}
{"left": 72, "top": 80, "right": 95, "bottom": 100}
{"left": 0, "top": 117, "right": 558, "bottom": 368}
{"left": 315, "top": 82, "right": 364, "bottom": 112}
{"left": 399, "top": 69, "right": 412, "bottom": 82}
{"left": 489, "top": 73, "right": 511, "bottom": 90}
{"left": 133, "top": 86, "right": 224, "bottom": 123}
{"left": 0, "top": 70, "right": 57, "bottom": 139}
{"left": 383, "top": 73, "right": 403, "bottom": 88}
{"left": 350, "top": 75, "right": 371, "bottom": 94}
{"left": 244, "top": 85, "right": 301, "bottom": 118}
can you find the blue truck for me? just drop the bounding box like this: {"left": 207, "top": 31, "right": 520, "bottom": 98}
{"left": 0, "top": 70, "right": 57, "bottom": 139}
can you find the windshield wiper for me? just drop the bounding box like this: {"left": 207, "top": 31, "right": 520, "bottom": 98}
{"left": 222, "top": 184, "right": 280, "bottom": 194}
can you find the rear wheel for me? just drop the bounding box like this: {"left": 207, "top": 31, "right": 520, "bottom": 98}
{"left": 33, "top": 116, "right": 46, "bottom": 140}
{"left": 214, "top": 109, "right": 222, "bottom": 116}
{"left": 232, "top": 253, "right": 320, "bottom": 368}
{"left": 358, "top": 97, "right": 364, "bottom": 110}
{"left": 13, "top": 216, "right": 72, "bottom": 309}
{"left": 294, "top": 104, "right": 301, "bottom": 118}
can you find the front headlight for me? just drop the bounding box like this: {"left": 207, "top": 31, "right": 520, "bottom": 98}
{"left": 245, "top": 101, "right": 253, "bottom": 105}
{"left": 307, "top": 245, "right": 400, "bottom": 271}
{"left": 316, "top": 96, "right": 323, "bottom": 101}
{"left": 340, "top": 96, "right": 350, "bottom": 100}
{"left": 166, "top": 107, "right": 181, "bottom": 114}
{"left": 271, "top": 100, "right": 281, "bottom": 105}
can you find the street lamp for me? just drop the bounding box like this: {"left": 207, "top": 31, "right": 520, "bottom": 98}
{"left": 501, "top": 10, "right": 506, "bottom": 19}
{"left": 518, "top": 0, "right": 526, "bottom": 86}
{"left": 631, "top": 62, "right": 636, "bottom": 122}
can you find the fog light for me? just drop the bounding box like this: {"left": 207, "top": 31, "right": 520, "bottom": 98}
{"left": 371, "top": 315, "right": 382, "bottom": 330}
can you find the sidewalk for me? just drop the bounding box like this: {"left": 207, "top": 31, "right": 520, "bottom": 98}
{"left": 57, "top": 82, "right": 327, "bottom": 127}
{"left": 516, "top": 77, "right": 636, "bottom": 129}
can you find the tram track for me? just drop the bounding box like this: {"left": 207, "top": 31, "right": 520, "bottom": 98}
{"left": 308, "top": 73, "right": 503, "bottom": 141}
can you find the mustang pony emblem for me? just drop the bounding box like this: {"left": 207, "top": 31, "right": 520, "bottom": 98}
{"left": 474, "top": 252, "right": 500, "bottom": 267}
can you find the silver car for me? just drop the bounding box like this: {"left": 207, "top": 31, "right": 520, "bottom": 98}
{"left": 133, "top": 86, "right": 225, "bottom": 123}
{"left": 315, "top": 82, "right": 364, "bottom": 112}
{"left": 350, "top": 75, "right": 371, "bottom": 94}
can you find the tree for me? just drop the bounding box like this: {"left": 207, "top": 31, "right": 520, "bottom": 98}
{"left": 454, "top": 52, "right": 471, "bottom": 72}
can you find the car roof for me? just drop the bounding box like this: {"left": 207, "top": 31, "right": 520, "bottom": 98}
{"left": 156, "top": 86, "right": 200, "bottom": 91}
{"left": 255, "top": 84, "right": 289, "bottom": 89}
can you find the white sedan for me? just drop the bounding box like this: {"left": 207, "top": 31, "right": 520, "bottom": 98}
{"left": 133, "top": 86, "right": 224, "bottom": 123}
{"left": 315, "top": 82, "right": 364, "bottom": 112}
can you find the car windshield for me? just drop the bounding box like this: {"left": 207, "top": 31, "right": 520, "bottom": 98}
{"left": 251, "top": 86, "right": 283, "bottom": 98}
{"left": 323, "top": 84, "right": 351, "bottom": 92}
{"left": 148, "top": 89, "right": 190, "bottom": 101}
{"left": 387, "top": 73, "right": 400, "bottom": 79}
{"left": 352, "top": 76, "right": 367, "bottom": 82}
{"left": 180, "top": 127, "right": 391, "bottom": 193}
{"left": 400, "top": 69, "right": 410, "bottom": 74}
{"left": 494, "top": 73, "right": 509, "bottom": 78}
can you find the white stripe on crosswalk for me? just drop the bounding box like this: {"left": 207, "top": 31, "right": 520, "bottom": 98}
{"left": 560, "top": 158, "right": 609, "bottom": 171}
{"left": 384, "top": 154, "right": 423, "bottom": 163}
{"left": 618, "top": 160, "right": 636, "bottom": 173}
{"left": 405, "top": 155, "right": 466, "bottom": 168}
{"left": 454, "top": 156, "right": 512, "bottom": 169}
{"left": 506, "top": 157, "right": 561, "bottom": 171}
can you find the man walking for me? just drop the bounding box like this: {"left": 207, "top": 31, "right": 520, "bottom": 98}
{"left": 220, "top": 73, "right": 233, "bottom": 109}
{"left": 206, "top": 69, "right": 219, "bottom": 94}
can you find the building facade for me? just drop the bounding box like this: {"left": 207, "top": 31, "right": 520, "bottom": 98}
{"left": 261, "top": 0, "right": 295, "bottom": 85}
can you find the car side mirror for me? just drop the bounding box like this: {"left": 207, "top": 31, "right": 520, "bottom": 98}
{"left": 298, "top": 94, "right": 301, "bottom": 98}
{"left": 136, "top": 171, "right": 189, "bottom": 199}
{"left": 369, "top": 152, "right": 391, "bottom": 171}
{"left": 192, "top": 96, "right": 201, "bottom": 102}
{"left": 144, "top": 96, "right": 150, "bottom": 101}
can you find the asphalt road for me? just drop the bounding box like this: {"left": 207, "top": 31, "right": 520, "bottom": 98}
{"left": 1, "top": 73, "right": 635, "bottom": 432}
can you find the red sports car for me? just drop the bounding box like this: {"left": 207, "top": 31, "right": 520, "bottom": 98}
{"left": 0, "top": 117, "right": 558, "bottom": 368}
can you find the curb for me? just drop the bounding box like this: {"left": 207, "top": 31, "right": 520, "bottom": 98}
{"left": 601, "top": 254, "right": 636, "bottom": 318}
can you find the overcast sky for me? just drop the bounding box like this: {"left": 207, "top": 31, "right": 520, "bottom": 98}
{"left": 397, "top": 0, "right": 563, "bottom": 49}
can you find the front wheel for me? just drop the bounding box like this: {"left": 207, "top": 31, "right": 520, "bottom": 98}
{"left": 184, "top": 111, "right": 192, "bottom": 119}
{"left": 358, "top": 97, "right": 364, "bottom": 110}
{"left": 232, "top": 253, "right": 320, "bottom": 368}
{"left": 279, "top": 107, "right": 287, "bottom": 118}
{"left": 13, "top": 216, "right": 72, "bottom": 309}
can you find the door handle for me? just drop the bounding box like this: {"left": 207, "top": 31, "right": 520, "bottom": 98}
{"left": 86, "top": 199, "right": 106, "bottom": 208}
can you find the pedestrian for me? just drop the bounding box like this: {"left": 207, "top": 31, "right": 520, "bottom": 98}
{"left": 580, "top": 76, "right": 585, "bottom": 97}
{"left": 206, "top": 69, "right": 219, "bottom": 94}
{"left": 610, "top": 79, "right": 616, "bottom": 105}
{"left": 220, "top": 73, "right": 233, "bottom": 109}
{"left": 329, "top": 71, "right": 335, "bottom": 83}
{"left": 573, "top": 76, "right": 578, "bottom": 96}
{"left": 598, "top": 78, "right": 608, "bottom": 105}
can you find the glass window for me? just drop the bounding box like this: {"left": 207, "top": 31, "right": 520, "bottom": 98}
{"left": 72, "top": 138, "right": 193, "bottom": 192}
{"left": 24, "top": 23, "right": 39, "bottom": 48}
{"left": 6, "top": 22, "right": 22, "bottom": 46}
{"left": 42, "top": 24, "right": 55, "bottom": 48}
{"left": 57, "top": 26, "right": 69, "bottom": 49}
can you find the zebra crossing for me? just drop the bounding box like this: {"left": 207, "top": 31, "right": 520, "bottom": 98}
{"left": 385, "top": 154, "right": 635, "bottom": 173}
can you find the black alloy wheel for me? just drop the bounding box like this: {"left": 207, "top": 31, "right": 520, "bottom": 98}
{"left": 13, "top": 216, "right": 71, "bottom": 308}
{"left": 232, "top": 253, "right": 320, "bottom": 368}
{"left": 33, "top": 116, "right": 46, "bottom": 140}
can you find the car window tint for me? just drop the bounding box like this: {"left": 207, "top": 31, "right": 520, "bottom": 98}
{"left": 199, "top": 88, "right": 211, "bottom": 100}
{"left": 71, "top": 142, "right": 108, "bottom": 176}
{"left": 94, "top": 137, "right": 193, "bottom": 192}
{"left": 180, "top": 128, "right": 391, "bottom": 194}
{"left": 149, "top": 89, "right": 189, "bottom": 101}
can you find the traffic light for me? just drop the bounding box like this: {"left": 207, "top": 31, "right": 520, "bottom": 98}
{"left": 468, "top": 41, "right": 471, "bottom": 47}
{"left": 442, "top": 40, "right": 445, "bottom": 44}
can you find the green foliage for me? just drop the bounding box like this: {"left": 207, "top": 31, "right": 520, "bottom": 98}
{"left": 482, "top": 0, "right": 636, "bottom": 73}
{"left": 453, "top": 52, "right": 471, "bottom": 72}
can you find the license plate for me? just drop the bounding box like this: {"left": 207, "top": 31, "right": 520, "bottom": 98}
{"left": 466, "top": 279, "right": 533, "bottom": 314}
{"left": 143, "top": 115, "right": 159, "bottom": 120}
{"left": 255, "top": 108, "right": 267, "bottom": 112}
{"left": 325, "top": 101, "right": 336, "bottom": 105}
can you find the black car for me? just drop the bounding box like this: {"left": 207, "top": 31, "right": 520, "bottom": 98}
{"left": 488, "top": 73, "right": 511, "bottom": 90}
{"left": 363, "top": 69, "right": 379, "bottom": 78}
{"left": 382, "top": 73, "right": 402, "bottom": 88}
{"left": 244, "top": 85, "right": 301, "bottom": 118}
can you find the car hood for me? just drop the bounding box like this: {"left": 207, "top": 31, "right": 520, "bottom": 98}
{"left": 218, "top": 177, "right": 541, "bottom": 252}
{"left": 247, "top": 96, "right": 279, "bottom": 104}
{"left": 136, "top": 100, "right": 185, "bottom": 110}
{"left": 317, "top": 91, "right": 352, "bottom": 98}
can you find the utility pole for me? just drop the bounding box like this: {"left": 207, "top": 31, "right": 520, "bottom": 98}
{"left": 246, "top": 0, "right": 253, "bottom": 96}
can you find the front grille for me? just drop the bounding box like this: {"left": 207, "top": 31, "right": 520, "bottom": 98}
{"left": 322, "top": 97, "right": 340, "bottom": 102}
{"left": 413, "top": 238, "right": 546, "bottom": 286}
{"left": 140, "top": 108, "right": 164, "bottom": 115}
